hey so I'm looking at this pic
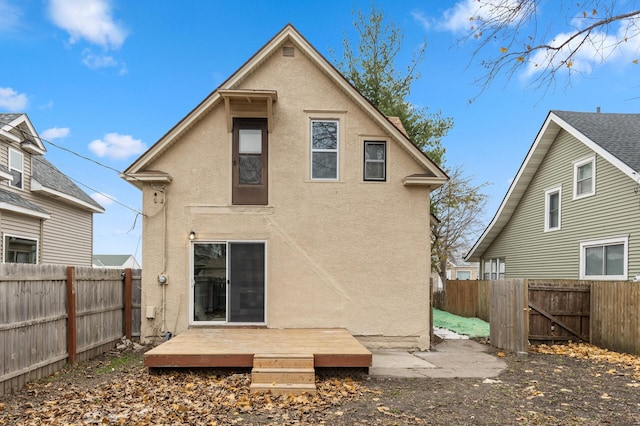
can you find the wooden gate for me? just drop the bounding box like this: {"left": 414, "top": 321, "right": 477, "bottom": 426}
{"left": 528, "top": 281, "right": 590, "bottom": 344}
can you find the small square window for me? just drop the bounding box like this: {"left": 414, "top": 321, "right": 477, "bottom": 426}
{"left": 364, "top": 141, "right": 386, "bottom": 181}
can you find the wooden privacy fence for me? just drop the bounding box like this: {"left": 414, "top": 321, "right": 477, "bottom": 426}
{"left": 441, "top": 280, "right": 490, "bottom": 322}
{"left": 0, "top": 264, "right": 141, "bottom": 396}
{"left": 441, "top": 279, "right": 640, "bottom": 355}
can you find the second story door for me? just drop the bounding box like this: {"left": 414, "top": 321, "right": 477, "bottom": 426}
{"left": 232, "top": 118, "right": 268, "bottom": 205}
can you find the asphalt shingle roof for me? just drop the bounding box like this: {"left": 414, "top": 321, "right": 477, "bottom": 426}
{"left": 0, "top": 113, "right": 23, "bottom": 125}
{"left": 553, "top": 110, "right": 640, "bottom": 173}
{"left": 32, "top": 156, "right": 103, "bottom": 210}
{"left": 0, "top": 187, "right": 49, "bottom": 214}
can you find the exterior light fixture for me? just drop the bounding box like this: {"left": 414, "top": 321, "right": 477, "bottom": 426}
{"left": 189, "top": 231, "right": 196, "bottom": 240}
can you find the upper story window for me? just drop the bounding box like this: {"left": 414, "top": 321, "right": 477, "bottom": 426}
{"left": 9, "top": 148, "right": 23, "bottom": 189}
{"left": 364, "top": 141, "right": 386, "bottom": 181}
{"left": 310, "top": 120, "right": 338, "bottom": 180}
{"left": 579, "top": 236, "right": 627, "bottom": 280}
{"left": 232, "top": 118, "right": 268, "bottom": 205}
{"left": 574, "top": 156, "right": 595, "bottom": 199}
{"left": 544, "top": 186, "right": 562, "bottom": 232}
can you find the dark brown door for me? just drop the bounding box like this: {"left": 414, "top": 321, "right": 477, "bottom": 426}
{"left": 232, "top": 118, "right": 268, "bottom": 205}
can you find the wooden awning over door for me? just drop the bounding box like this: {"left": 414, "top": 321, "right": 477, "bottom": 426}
{"left": 219, "top": 90, "right": 278, "bottom": 133}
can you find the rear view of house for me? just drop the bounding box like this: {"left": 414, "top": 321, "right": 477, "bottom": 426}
{"left": 124, "top": 25, "right": 447, "bottom": 349}
{"left": 0, "top": 113, "right": 104, "bottom": 266}
{"left": 467, "top": 110, "right": 640, "bottom": 281}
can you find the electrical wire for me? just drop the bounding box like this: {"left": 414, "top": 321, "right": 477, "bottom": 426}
{"left": 0, "top": 119, "right": 145, "bottom": 215}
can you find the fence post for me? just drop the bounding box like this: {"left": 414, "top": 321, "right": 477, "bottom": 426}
{"left": 66, "top": 266, "right": 77, "bottom": 365}
{"left": 124, "top": 268, "right": 132, "bottom": 340}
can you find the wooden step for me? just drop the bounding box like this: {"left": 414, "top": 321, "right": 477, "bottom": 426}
{"left": 249, "top": 383, "right": 317, "bottom": 396}
{"left": 252, "top": 367, "right": 315, "bottom": 384}
{"left": 250, "top": 353, "right": 317, "bottom": 395}
{"left": 252, "top": 353, "right": 314, "bottom": 368}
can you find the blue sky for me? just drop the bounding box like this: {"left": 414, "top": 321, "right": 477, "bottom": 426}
{"left": 1, "top": 0, "right": 639, "bottom": 263}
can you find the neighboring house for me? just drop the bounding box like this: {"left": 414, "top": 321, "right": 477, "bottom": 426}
{"left": 466, "top": 110, "right": 640, "bottom": 281}
{"left": 93, "top": 254, "right": 141, "bottom": 269}
{"left": 446, "top": 253, "right": 479, "bottom": 281}
{"left": 0, "top": 113, "right": 104, "bottom": 266}
{"left": 123, "top": 25, "right": 447, "bottom": 349}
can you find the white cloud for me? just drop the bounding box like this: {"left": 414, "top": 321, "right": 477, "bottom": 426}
{"left": 47, "top": 0, "right": 127, "bottom": 50}
{"left": 437, "top": 0, "right": 530, "bottom": 34}
{"left": 523, "top": 21, "right": 640, "bottom": 78}
{"left": 88, "top": 133, "right": 146, "bottom": 160}
{"left": 411, "top": 10, "right": 433, "bottom": 30}
{"left": 91, "top": 192, "right": 114, "bottom": 206}
{"left": 0, "top": 87, "right": 28, "bottom": 111}
{"left": 81, "top": 49, "right": 128, "bottom": 74}
{"left": 0, "top": 0, "right": 22, "bottom": 32}
{"left": 41, "top": 127, "right": 70, "bottom": 140}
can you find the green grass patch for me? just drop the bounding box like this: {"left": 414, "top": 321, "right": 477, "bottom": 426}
{"left": 433, "top": 308, "right": 490, "bottom": 338}
{"left": 96, "top": 353, "right": 141, "bottom": 374}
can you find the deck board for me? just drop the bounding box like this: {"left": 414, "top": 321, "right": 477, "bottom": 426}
{"left": 144, "top": 328, "right": 372, "bottom": 368}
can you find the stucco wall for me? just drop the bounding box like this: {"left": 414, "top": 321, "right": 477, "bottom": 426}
{"left": 138, "top": 42, "right": 433, "bottom": 349}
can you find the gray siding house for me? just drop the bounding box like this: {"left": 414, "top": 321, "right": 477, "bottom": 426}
{"left": 0, "top": 113, "right": 104, "bottom": 266}
{"left": 467, "top": 111, "right": 640, "bottom": 281}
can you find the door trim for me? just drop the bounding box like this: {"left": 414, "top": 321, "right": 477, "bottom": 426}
{"left": 189, "top": 239, "right": 267, "bottom": 326}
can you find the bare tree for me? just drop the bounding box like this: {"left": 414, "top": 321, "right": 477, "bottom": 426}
{"left": 431, "top": 167, "right": 489, "bottom": 283}
{"left": 461, "top": 0, "right": 640, "bottom": 96}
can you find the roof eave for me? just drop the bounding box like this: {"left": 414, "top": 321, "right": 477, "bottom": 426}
{"left": 31, "top": 179, "right": 105, "bottom": 213}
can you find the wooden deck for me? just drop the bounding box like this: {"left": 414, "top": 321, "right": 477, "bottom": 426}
{"left": 144, "top": 328, "right": 372, "bottom": 368}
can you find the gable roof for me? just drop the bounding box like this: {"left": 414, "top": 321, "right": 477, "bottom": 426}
{"left": 0, "top": 113, "right": 46, "bottom": 154}
{"left": 466, "top": 110, "right": 640, "bottom": 262}
{"left": 93, "top": 254, "right": 140, "bottom": 268}
{"left": 123, "top": 24, "right": 447, "bottom": 187}
{"left": 32, "top": 156, "right": 105, "bottom": 213}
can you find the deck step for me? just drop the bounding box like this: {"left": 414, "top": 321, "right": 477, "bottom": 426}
{"left": 250, "top": 353, "right": 316, "bottom": 395}
{"left": 249, "top": 383, "right": 317, "bottom": 396}
{"left": 252, "top": 353, "right": 314, "bottom": 369}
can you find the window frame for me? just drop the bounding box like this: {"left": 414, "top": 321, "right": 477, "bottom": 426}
{"left": 544, "top": 185, "right": 562, "bottom": 232}
{"left": 573, "top": 156, "right": 596, "bottom": 199}
{"left": 579, "top": 236, "right": 628, "bottom": 280}
{"left": 456, "top": 270, "right": 472, "bottom": 280}
{"left": 3, "top": 234, "right": 38, "bottom": 264}
{"left": 8, "top": 148, "right": 24, "bottom": 190}
{"left": 482, "top": 258, "right": 505, "bottom": 280}
{"left": 232, "top": 118, "right": 268, "bottom": 205}
{"left": 310, "top": 119, "right": 339, "bottom": 181}
{"left": 363, "top": 140, "right": 387, "bottom": 182}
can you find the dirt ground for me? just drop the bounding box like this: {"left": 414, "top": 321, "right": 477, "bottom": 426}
{"left": 1, "top": 339, "right": 640, "bottom": 425}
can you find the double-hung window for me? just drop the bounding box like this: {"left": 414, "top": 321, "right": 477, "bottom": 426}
{"left": 310, "top": 120, "right": 338, "bottom": 180}
{"left": 364, "top": 141, "right": 386, "bottom": 181}
{"left": 9, "top": 148, "right": 23, "bottom": 189}
{"left": 579, "top": 236, "right": 628, "bottom": 280}
{"left": 544, "top": 186, "right": 562, "bottom": 232}
{"left": 574, "top": 156, "right": 595, "bottom": 199}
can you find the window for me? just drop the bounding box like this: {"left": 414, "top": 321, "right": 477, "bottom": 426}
{"left": 9, "top": 148, "right": 23, "bottom": 189}
{"left": 232, "top": 118, "right": 268, "bottom": 205}
{"left": 483, "top": 258, "right": 505, "bottom": 280}
{"left": 580, "top": 236, "right": 628, "bottom": 280}
{"left": 311, "top": 120, "right": 338, "bottom": 180}
{"left": 364, "top": 141, "right": 386, "bottom": 181}
{"left": 544, "top": 186, "right": 562, "bottom": 232}
{"left": 4, "top": 235, "right": 37, "bottom": 264}
{"left": 574, "top": 156, "right": 595, "bottom": 199}
{"left": 456, "top": 270, "right": 471, "bottom": 280}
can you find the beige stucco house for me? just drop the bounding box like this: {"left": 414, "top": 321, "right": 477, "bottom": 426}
{"left": 0, "top": 113, "right": 104, "bottom": 266}
{"left": 123, "top": 25, "right": 447, "bottom": 349}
